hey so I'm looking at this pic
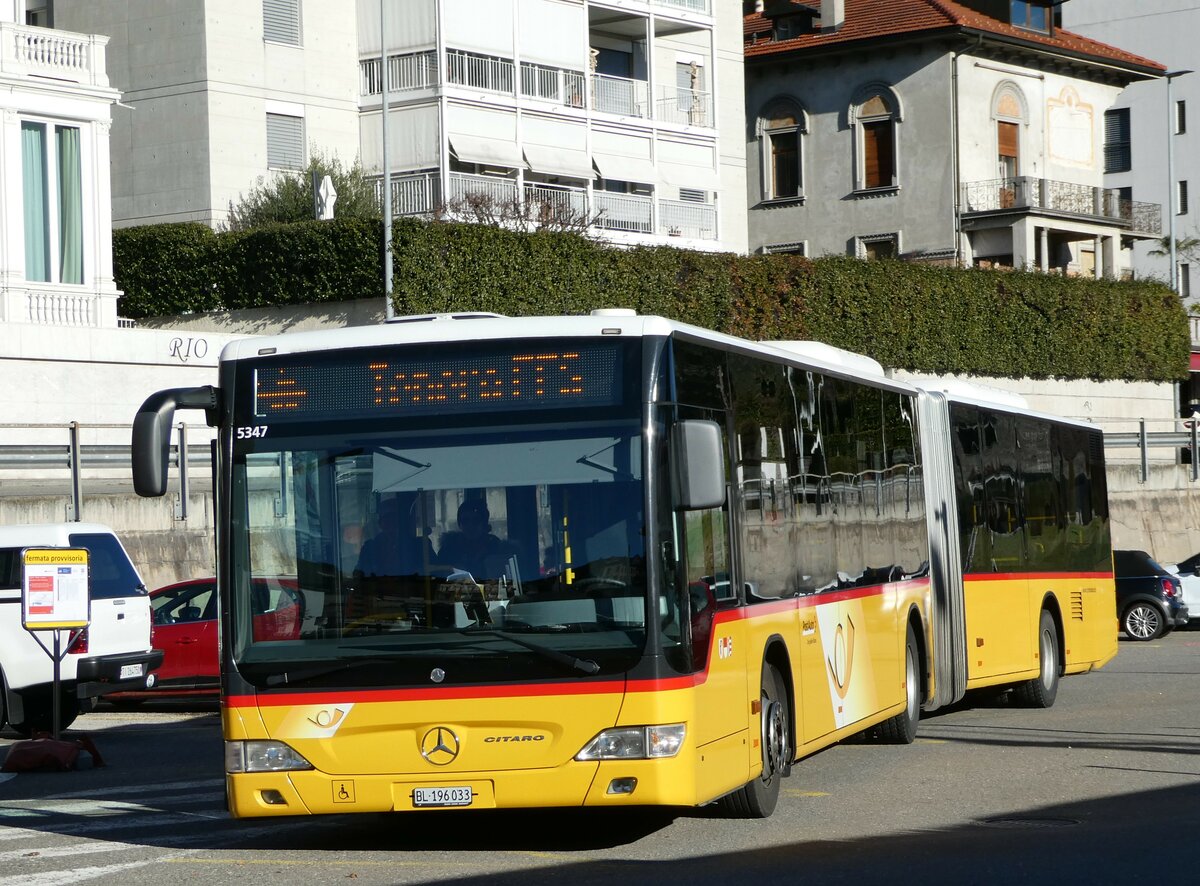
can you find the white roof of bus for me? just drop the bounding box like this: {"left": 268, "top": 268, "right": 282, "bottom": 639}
{"left": 218, "top": 311, "right": 919, "bottom": 393}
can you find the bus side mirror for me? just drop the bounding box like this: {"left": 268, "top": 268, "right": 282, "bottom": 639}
{"left": 671, "top": 420, "right": 725, "bottom": 511}
{"left": 132, "top": 386, "right": 219, "bottom": 497}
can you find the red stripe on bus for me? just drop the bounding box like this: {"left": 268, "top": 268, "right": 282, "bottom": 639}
{"left": 964, "top": 571, "right": 1113, "bottom": 582}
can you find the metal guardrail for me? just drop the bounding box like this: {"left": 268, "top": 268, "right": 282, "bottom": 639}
{"left": 1, "top": 420, "right": 1195, "bottom": 530}
{"left": 0, "top": 423, "right": 211, "bottom": 522}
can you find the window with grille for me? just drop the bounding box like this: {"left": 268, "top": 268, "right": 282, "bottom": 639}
{"left": 263, "top": 0, "right": 301, "bottom": 45}
{"left": 679, "top": 188, "right": 706, "bottom": 203}
{"left": 1104, "top": 109, "right": 1131, "bottom": 173}
{"left": 267, "top": 113, "right": 304, "bottom": 170}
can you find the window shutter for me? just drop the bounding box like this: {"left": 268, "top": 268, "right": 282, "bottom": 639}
{"left": 770, "top": 130, "right": 799, "bottom": 198}
{"left": 998, "top": 121, "right": 1019, "bottom": 159}
{"left": 267, "top": 114, "right": 304, "bottom": 170}
{"left": 1104, "top": 109, "right": 1131, "bottom": 173}
{"left": 263, "top": 0, "right": 301, "bottom": 45}
{"left": 863, "top": 121, "right": 893, "bottom": 189}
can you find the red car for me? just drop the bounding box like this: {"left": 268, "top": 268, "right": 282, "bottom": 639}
{"left": 107, "top": 577, "right": 302, "bottom": 701}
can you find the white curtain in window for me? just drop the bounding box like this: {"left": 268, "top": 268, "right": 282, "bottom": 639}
{"left": 21, "top": 122, "right": 49, "bottom": 283}
{"left": 444, "top": 0, "right": 514, "bottom": 56}
{"left": 56, "top": 126, "right": 83, "bottom": 285}
{"left": 358, "top": 0, "right": 436, "bottom": 54}
{"left": 519, "top": 0, "right": 585, "bottom": 69}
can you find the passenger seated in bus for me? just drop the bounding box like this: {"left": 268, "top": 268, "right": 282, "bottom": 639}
{"left": 437, "top": 499, "right": 518, "bottom": 581}
{"left": 354, "top": 496, "right": 435, "bottom": 580}
{"left": 347, "top": 497, "right": 437, "bottom": 625}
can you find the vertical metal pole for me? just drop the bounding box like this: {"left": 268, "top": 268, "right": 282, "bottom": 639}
{"left": 1139, "top": 418, "right": 1148, "bottom": 484}
{"left": 52, "top": 632, "right": 62, "bottom": 741}
{"left": 175, "top": 422, "right": 189, "bottom": 521}
{"left": 381, "top": 0, "right": 394, "bottom": 321}
{"left": 1168, "top": 74, "right": 1179, "bottom": 293}
{"left": 68, "top": 421, "right": 82, "bottom": 522}
{"left": 1192, "top": 419, "right": 1198, "bottom": 482}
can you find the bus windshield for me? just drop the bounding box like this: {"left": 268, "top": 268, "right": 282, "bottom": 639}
{"left": 229, "top": 419, "right": 647, "bottom": 687}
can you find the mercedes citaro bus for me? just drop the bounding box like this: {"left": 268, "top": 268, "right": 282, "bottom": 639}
{"left": 132, "top": 310, "right": 1116, "bottom": 819}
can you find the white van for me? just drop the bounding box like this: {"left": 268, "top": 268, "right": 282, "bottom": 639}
{"left": 0, "top": 523, "right": 163, "bottom": 735}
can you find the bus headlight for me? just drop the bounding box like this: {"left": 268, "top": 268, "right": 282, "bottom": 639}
{"left": 225, "top": 740, "right": 314, "bottom": 773}
{"left": 575, "top": 724, "right": 686, "bottom": 761}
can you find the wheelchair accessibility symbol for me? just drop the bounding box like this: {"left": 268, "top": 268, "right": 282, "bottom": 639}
{"left": 333, "top": 780, "right": 356, "bottom": 803}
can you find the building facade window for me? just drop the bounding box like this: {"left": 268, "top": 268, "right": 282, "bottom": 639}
{"left": 266, "top": 113, "right": 305, "bottom": 170}
{"left": 758, "top": 100, "right": 805, "bottom": 201}
{"left": 1177, "top": 100, "right": 1188, "bottom": 135}
{"left": 1010, "top": 1, "right": 1049, "bottom": 33}
{"left": 1180, "top": 180, "right": 1190, "bottom": 216}
{"left": 1104, "top": 108, "right": 1132, "bottom": 173}
{"left": 263, "top": 0, "right": 301, "bottom": 46}
{"left": 1182, "top": 263, "right": 1191, "bottom": 300}
{"left": 851, "top": 89, "right": 900, "bottom": 191}
{"left": 858, "top": 232, "right": 899, "bottom": 260}
{"left": 21, "top": 121, "right": 84, "bottom": 285}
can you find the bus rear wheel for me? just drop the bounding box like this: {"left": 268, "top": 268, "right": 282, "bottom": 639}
{"left": 1013, "top": 610, "right": 1059, "bottom": 708}
{"left": 719, "top": 663, "right": 789, "bottom": 819}
{"left": 877, "top": 622, "right": 920, "bottom": 744}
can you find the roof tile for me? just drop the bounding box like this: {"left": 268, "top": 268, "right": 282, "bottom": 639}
{"left": 744, "top": 0, "right": 1164, "bottom": 74}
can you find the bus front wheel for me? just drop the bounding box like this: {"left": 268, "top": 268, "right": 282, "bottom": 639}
{"left": 719, "top": 663, "right": 789, "bottom": 819}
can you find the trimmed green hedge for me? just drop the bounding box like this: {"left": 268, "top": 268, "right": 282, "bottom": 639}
{"left": 113, "top": 217, "right": 1190, "bottom": 382}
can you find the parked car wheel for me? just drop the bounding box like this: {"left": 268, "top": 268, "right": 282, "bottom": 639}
{"left": 1122, "top": 601, "right": 1165, "bottom": 641}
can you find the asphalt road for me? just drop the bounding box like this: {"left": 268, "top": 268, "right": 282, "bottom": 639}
{"left": 1, "top": 630, "right": 1198, "bottom": 886}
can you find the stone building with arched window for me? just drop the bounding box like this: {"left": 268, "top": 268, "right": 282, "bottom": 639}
{"left": 743, "top": 0, "right": 1165, "bottom": 277}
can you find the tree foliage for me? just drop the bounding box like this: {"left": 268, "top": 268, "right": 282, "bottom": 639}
{"left": 223, "top": 150, "right": 380, "bottom": 231}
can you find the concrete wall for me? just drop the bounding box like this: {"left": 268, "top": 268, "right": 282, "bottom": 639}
{"left": 1065, "top": 1, "right": 1198, "bottom": 300}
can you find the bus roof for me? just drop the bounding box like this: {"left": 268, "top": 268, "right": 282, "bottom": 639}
{"left": 218, "top": 311, "right": 918, "bottom": 393}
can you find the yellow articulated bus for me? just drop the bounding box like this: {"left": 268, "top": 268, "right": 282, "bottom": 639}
{"left": 131, "top": 311, "right": 1115, "bottom": 819}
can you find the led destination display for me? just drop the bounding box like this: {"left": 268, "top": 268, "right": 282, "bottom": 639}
{"left": 253, "top": 344, "right": 622, "bottom": 418}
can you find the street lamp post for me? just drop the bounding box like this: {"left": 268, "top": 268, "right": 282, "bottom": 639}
{"left": 381, "top": 0, "right": 395, "bottom": 321}
{"left": 1166, "top": 69, "right": 1193, "bottom": 295}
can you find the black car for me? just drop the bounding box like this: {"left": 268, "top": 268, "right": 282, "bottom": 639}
{"left": 1113, "top": 550, "right": 1189, "bottom": 641}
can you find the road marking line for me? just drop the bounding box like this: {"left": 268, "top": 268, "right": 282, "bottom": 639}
{"left": 0, "top": 813, "right": 217, "bottom": 842}
{"left": 40, "top": 780, "right": 223, "bottom": 800}
{"left": 0, "top": 841, "right": 136, "bottom": 863}
{"left": 0, "top": 853, "right": 198, "bottom": 886}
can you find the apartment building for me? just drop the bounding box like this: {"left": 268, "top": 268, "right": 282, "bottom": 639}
{"left": 1065, "top": 1, "right": 1197, "bottom": 303}
{"left": 45, "top": 1, "right": 746, "bottom": 252}
{"left": 0, "top": 0, "right": 121, "bottom": 326}
{"left": 363, "top": 0, "right": 746, "bottom": 252}
{"left": 50, "top": 0, "right": 361, "bottom": 229}
{"left": 744, "top": 0, "right": 1164, "bottom": 276}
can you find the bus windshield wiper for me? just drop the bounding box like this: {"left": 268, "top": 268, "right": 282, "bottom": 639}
{"left": 262, "top": 656, "right": 396, "bottom": 687}
{"left": 458, "top": 627, "right": 600, "bottom": 675}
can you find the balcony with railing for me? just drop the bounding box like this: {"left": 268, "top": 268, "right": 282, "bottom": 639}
{"left": 375, "top": 173, "right": 717, "bottom": 242}
{"left": 446, "top": 48, "right": 515, "bottom": 94}
{"left": 659, "top": 199, "right": 717, "bottom": 240}
{"left": 653, "top": 0, "right": 712, "bottom": 13}
{"left": 591, "top": 73, "right": 649, "bottom": 118}
{"left": 0, "top": 21, "right": 109, "bottom": 88}
{"left": 961, "top": 177, "right": 1162, "bottom": 236}
{"left": 360, "top": 50, "right": 438, "bottom": 96}
{"left": 654, "top": 86, "right": 713, "bottom": 128}
{"left": 520, "top": 61, "right": 586, "bottom": 108}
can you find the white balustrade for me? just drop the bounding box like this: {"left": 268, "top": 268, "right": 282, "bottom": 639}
{"left": 0, "top": 22, "right": 107, "bottom": 87}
